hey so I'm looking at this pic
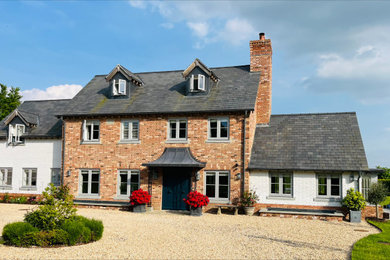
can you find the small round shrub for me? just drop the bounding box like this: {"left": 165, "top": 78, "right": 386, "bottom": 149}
{"left": 61, "top": 219, "right": 91, "bottom": 245}
{"left": 342, "top": 188, "right": 366, "bottom": 211}
{"left": 72, "top": 216, "right": 104, "bottom": 241}
{"left": 2, "top": 222, "right": 38, "bottom": 247}
{"left": 20, "top": 229, "right": 70, "bottom": 247}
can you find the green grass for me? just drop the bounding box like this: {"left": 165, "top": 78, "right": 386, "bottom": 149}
{"left": 352, "top": 220, "right": 390, "bottom": 260}
{"left": 380, "top": 196, "right": 390, "bottom": 207}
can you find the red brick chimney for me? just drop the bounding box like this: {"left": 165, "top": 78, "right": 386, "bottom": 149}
{"left": 250, "top": 32, "right": 272, "bottom": 125}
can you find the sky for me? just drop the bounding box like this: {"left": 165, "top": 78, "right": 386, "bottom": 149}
{"left": 0, "top": 0, "right": 389, "bottom": 167}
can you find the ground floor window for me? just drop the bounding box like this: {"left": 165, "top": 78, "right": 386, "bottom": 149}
{"left": 362, "top": 175, "right": 371, "bottom": 199}
{"left": 80, "top": 169, "right": 100, "bottom": 196}
{"left": 22, "top": 168, "right": 37, "bottom": 187}
{"left": 51, "top": 168, "right": 61, "bottom": 187}
{"left": 270, "top": 171, "right": 293, "bottom": 196}
{"left": 118, "top": 170, "right": 140, "bottom": 197}
{"left": 205, "top": 171, "right": 229, "bottom": 202}
{"left": 317, "top": 174, "right": 341, "bottom": 197}
{"left": 0, "top": 168, "right": 12, "bottom": 186}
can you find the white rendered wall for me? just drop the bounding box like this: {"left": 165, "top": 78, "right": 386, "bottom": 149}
{"left": 250, "top": 171, "right": 375, "bottom": 207}
{"left": 0, "top": 139, "right": 62, "bottom": 195}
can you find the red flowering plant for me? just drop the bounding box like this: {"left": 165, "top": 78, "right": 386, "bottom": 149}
{"left": 129, "top": 189, "right": 151, "bottom": 206}
{"left": 183, "top": 191, "right": 209, "bottom": 208}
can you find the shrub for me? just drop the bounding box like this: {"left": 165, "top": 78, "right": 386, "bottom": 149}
{"left": 2, "top": 222, "right": 38, "bottom": 246}
{"left": 183, "top": 191, "right": 209, "bottom": 208}
{"left": 61, "top": 219, "right": 91, "bottom": 245}
{"left": 379, "top": 179, "right": 390, "bottom": 195}
{"left": 24, "top": 184, "right": 76, "bottom": 230}
{"left": 240, "top": 190, "right": 259, "bottom": 207}
{"left": 1, "top": 193, "right": 10, "bottom": 203}
{"left": 129, "top": 189, "right": 151, "bottom": 205}
{"left": 367, "top": 182, "right": 388, "bottom": 219}
{"left": 72, "top": 216, "right": 104, "bottom": 241}
{"left": 20, "top": 229, "right": 69, "bottom": 247}
{"left": 18, "top": 196, "right": 28, "bottom": 204}
{"left": 342, "top": 188, "right": 366, "bottom": 211}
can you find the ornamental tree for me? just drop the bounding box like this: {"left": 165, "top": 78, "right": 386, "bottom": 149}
{"left": 367, "top": 182, "right": 387, "bottom": 219}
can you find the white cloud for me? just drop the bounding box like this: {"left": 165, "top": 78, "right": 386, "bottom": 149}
{"left": 219, "top": 18, "right": 255, "bottom": 46}
{"left": 160, "top": 22, "right": 174, "bottom": 29}
{"left": 21, "top": 84, "right": 82, "bottom": 101}
{"left": 129, "top": 0, "right": 147, "bottom": 9}
{"left": 187, "top": 22, "right": 209, "bottom": 38}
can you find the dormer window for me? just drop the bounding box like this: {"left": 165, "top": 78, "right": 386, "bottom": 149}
{"left": 190, "top": 74, "right": 205, "bottom": 92}
{"left": 8, "top": 124, "right": 25, "bottom": 144}
{"left": 113, "top": 79, "right": 126, "bottom": 96}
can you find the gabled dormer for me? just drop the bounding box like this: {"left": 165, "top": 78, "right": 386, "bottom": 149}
{"left": 105, "top": 64, "right": 143, "bottom": 98}
{"left": 182, "top": 59, "right": 219, "bottom": 96}
{"left": 3, "top": 109, "right": 38, "bottom": 145}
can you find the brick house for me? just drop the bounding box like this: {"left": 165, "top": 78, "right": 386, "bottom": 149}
{"left": 0, "top": 33, "right": 380, "bottom": 216}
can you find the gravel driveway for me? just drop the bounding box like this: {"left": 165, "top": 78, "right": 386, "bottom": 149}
{"left": 0, "top": 203, "right": 378, "bottom": 259}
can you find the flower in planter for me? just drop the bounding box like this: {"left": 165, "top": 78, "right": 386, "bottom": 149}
{"left": 129, "top": 189, "right": 151, "bottom": 206}
{"left": 183, "top": 191, "right": 209, "bottom": 208}
{"left": 240, "top": 191, "right": 259, "bottom": 207}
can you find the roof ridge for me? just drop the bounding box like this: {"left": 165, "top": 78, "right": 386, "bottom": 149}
{"left": 271, "top": 112, "right": 356, "bottom": 117}
{"left": 93, "top": 64, "right": 250, "bottom": 77}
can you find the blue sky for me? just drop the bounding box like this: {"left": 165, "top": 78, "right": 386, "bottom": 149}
{"left": 0, "top": 1, "right": 389, "bottom": 167}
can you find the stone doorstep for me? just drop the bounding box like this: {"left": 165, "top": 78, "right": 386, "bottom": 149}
{"left": 259, "top": 208, "right": 344, "bottom": 217}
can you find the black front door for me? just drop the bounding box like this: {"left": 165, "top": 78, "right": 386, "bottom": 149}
{"left": 162, "top": 168, "right": 191, "bottom": 210}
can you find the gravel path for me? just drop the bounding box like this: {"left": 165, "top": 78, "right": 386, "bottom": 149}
{"left": 0, "top": 203, "right": 378, "bottom": 259}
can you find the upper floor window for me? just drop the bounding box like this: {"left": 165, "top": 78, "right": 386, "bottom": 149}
{"left": 317, "top": 174, "right": 341, "bottom": 198}
{"left": 208, "top": 118, "right": 229, "bottom": 140}
{"left": 112, "top": 79, "right": 126, "bottom": 95}
{"left": 168, "top": 119, "right": 187, "bottom": 140}
{"left": 22, "top": 168, "right": 37, "bottom": 188}
{"left": 190, "top": 74, "right": 205, "bottom": 92}
{"left": 0, "top": 168, "right": 12, "bottom": 186}
{"left": 121, "top": 120, "right": 139, "bottom": 141}
{"left": 83, "top": 120, "right": 100, "bottom": 142}
{"left": 8, "top": 124, "right": 25, "bottom": 144}
{"left": 270, "top": 171, "right": 293, "bottom": 197}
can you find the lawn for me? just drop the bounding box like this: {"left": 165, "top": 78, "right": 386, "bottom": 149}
{"left": 352, "top": 220, "right": 390, "bottom": 260}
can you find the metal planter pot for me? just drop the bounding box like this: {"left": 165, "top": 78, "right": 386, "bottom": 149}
{"left": 190, "top": 207, "right": 203, "bottom": 216}
{"left": 133, "top": 204, "right": 146, "bottom": 213}
{"left": 350, "top": 210, "right": 362, "bottom": 223}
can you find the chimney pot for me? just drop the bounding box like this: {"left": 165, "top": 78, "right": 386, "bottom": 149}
{"left": 259, "top": 32, "right": 265, "bottom": 40}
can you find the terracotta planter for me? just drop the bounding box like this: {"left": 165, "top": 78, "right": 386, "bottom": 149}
{"left": 133, "top": 204, "right": 146, "bottom": 213}
{"left": 244, "top": 206, "right": 255, "bottom": 216}
{"left": 190, "top": 206, "right": 203, "bottom": 216}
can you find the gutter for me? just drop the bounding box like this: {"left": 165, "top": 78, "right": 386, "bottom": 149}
{"left": 242, "top": 110, "right": 248, "bottom": 196}
{"left": 61, "top": 116, "right": 66, "bottom": 187}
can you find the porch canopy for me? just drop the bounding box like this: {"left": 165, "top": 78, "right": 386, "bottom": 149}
{"left": 142, "top": 148, "right": 206, "bottom": 168}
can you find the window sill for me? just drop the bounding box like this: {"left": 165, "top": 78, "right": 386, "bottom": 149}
{"left": 209, "top": 198, "right": 230, "bottom": 204}
{"left": 165, "top": 139, "right": 189, "bottom": 144}
{"left": 313, "top": 197, "right": 341, "bottom": 202}
{"left": 0, "top": 186, "right": 12, "bottom": 190}
{"left": 118, "top": 140, "right": 141, "bottom": 144}
{"left": 266, "top": 196, "right": 295, "bottom": 200}
{"left": 80, "top": 140, "right": 101, "bottom": 145}
{"left": 76, "top": 195, "right": 101, "bottom": 199}
{"left": 206, "top": 139, "right": 230, "bottom": 143}
{"left": 19, "top": 187, "right": 37, "bottom": 191}
{"left": 114, "top": 196, "right": 130, "bottom": 201}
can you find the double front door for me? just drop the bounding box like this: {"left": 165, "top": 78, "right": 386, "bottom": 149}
{"left": 162, "top": 168, "right": 191, "bottom": 210}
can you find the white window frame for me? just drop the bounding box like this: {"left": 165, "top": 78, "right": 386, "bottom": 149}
{"left": 0, "top": 168, "right": 12, "bottom": 186}
{"left": 113, "top": 79, "right": 126, "bottom": 95}
{"left": 362, "top": 175, "right": 371, "bottom": 200}
{"left": 117, "top": 170, "right": 140, "bottom": 198}
{"left": 8, "top": 124, "right": 25, "bottom": 144}
{"left": 121, "top": 120, "right": 140, "bottom": 141}
{"left": 79, "top": 169, "right": 100, "bottom": 197}
{"left": 269, "top": 171, "right": 293, "bottom": 197}
{"left": 22, "top": 168, "right": 37, "bottom": 188}
{"left": 167, "top": 119, "right": 187, "bottom": 141}
{"left": 51, "top": 168, "right": 61, "bottom": 187}
{"left": 316, "top": 173, "right": 342, "bottom": 198}
{"left": 204, "top": 171, "right": 230, "bottom": 203}
{"left": 83, "top": 120, "right": 100, "bottom": 142}
{"left": 208, "top": 117, "right": 229, "bottom": 140}
{"left": 190, "top": 74, "right": 206, "bottom": 92}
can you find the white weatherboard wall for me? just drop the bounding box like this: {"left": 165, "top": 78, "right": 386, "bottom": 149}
{"left": 250, "top": 171, "right": 375, "bottom": 207}
{"left": 0, "top": 139, "right": 62, "bottom": 195}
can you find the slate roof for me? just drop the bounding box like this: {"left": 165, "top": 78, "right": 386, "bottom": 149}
{"left": 142, "top": 148, "right": 206, "bottom": 168}
{"left": 0, "top": 99, "right": 71, "bottom": 139}
{"left": 248, "top": 112, "right": 369, "bottom": 171}
{"left": 59, "top": 65, "right": 260, "bottom": 117}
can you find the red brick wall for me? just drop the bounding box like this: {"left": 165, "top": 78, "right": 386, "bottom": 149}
{"left": 250, "top": 35, "right": 272, "bottom": 125}
{"left": 63, "top": 112, "right": 254, "bottom": 210}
